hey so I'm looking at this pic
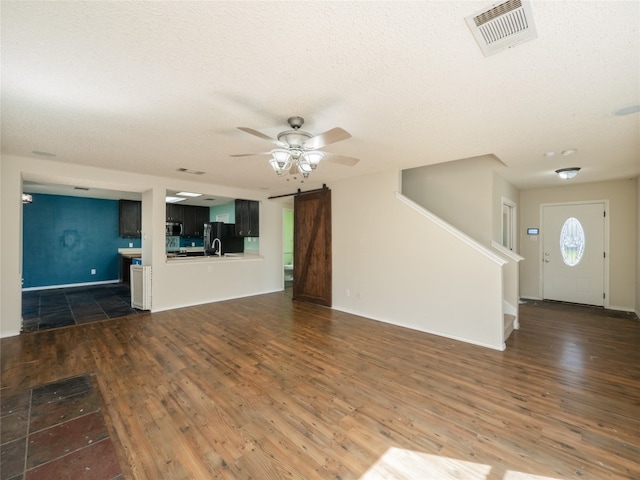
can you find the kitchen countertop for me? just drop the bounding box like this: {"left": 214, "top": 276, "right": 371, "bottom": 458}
{"left": 166, "top": 252, "right": 262, "bottom": 264}
{"left": 118, "top": 248, "right": 142, "bottom": 258}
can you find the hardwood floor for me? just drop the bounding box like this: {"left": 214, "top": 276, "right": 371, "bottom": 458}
{"left": 2, "top": 293, "right": 639, "bottom": 479}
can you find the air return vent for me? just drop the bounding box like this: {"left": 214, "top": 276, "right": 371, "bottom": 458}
{"left": 465, "top": 0, "right": 537, "bottom": 56}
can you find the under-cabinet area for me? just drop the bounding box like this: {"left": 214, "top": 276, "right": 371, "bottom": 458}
{"left": 119, "top": 252, "right": 141, "bottom": 283}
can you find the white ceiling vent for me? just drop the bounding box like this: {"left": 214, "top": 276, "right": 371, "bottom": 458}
{"left": 465, "top": 0, "right": 537, "bottom": 56}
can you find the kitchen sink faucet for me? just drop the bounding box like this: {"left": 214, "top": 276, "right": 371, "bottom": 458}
{"left": 212, "top": 238, "right": 222, "bottom": 256}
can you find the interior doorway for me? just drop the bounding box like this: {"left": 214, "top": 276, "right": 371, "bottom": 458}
{"left": 542, "top": 202, "right": 606, "bottom": 306}
{"left": 501, "top": 197, "right": 516, "bottom": 251}
{"left": 283, "top": 208, "right": 294, "bottom": 289}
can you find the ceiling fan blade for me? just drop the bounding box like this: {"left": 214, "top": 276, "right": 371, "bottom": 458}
{"left": 323, "top": 154, "right": 360, "bottom": 167}
{"left": 229, "top": 152, "right": 271, "bottom": 157}
{"left": 303, "top": 127, "right": 351, "bottom": 150}
{"left": 237, "top": 127, "right": 287, "bottom": 147}
{"left": 237, "top": 127, "right": 276, "bottom": 141}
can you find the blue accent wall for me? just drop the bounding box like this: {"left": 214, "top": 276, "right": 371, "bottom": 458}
{"left": 22, "top": 193, "right": 141, "bottom": 289}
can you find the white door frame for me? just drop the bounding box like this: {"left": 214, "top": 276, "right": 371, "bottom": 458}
{"left": 538, "top": 200, "right": 610, "bottom": 307}
{"left": 501, "top": 197, "right": 517, "bottom": 251}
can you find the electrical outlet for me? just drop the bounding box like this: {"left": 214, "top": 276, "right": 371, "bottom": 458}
{"left": 91, "top": 269, "right": 96, "bottom": 275}
{"left": 345, "top": 288, "right": 350, "bottom": 297}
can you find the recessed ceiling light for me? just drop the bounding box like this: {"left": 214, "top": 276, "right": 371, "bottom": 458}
{"left": 32, "top": 150, "right": 56, "bottom": 157}
{"left": 166, "top": 196, "right": 187, "bottom": 203}
{"left": 614, "top": 104, "right": 640, "bottom": 116}
{"left": 544, "top": 151, "right": 556, "bottom": 158}
{"left": 176, "top": 191, "right": 202, "bottom": 197}
{"left": 561, "top": 149, "right": 577, "bottom": 156}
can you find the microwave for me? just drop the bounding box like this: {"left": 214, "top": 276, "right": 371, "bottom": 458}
{"left": 166, "top": 221, "right": 182, "bottom": 236}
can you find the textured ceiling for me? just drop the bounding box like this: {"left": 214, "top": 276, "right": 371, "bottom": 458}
{"left": 2, "top": 1, "right": 639, "bottom": 196}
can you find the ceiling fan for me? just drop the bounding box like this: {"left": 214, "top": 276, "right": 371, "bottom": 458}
{"left": 231, "top": 116, "right": 359, "bottom": 177}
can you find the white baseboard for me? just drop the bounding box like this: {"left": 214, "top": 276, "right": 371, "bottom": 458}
{"left": 22, "top": 280, "right": 120, "bottom": 292}
{"left": 332, "top": 305, "right": 506, "bottom": 351}
{"left": 0, "top": 330, "right": 21, "bottom": 338}
{"left": 607, "top": 305, "right": 636, "bottom": 313}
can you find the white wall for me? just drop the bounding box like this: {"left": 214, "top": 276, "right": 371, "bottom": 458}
{"left": 0, "top": 158, "right": 24, "bottom": 337}
{"left": 519, "top": 179, "right": 637, "bottom": 310}
{"left": 0, "top": 154, "right": 284, "bottom": 337}
{"left": 637, "top": 175, "right": 640, "bottom": 317}
{"left": 401, "top": 155, "right": 503, "bottom": 246}
{"left": 332, "top": 170, "right": 505, "bottom": 350}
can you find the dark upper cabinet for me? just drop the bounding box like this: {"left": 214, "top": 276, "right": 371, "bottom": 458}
{"left": 182, "top": 206, "right": 209, "bottom": 238}
{"left": 166, "top": 203, "right": 184, "bottom": 222}
{"left": 235, "top": 199, "right": 259, "bottom": 237}
{"left": 119, "top": 200, "right": 141, "bottom": 238}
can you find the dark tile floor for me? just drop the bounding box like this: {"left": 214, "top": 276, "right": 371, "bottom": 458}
{"left": 0, "top": 375, "right": 123, "bottom": 480}
{"left": 22, "top": 284, "right": 144, "bottom": 333}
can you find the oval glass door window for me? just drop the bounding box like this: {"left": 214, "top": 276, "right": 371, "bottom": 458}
{"left": 559, "top": 217, "right": 585, "bottom": 266}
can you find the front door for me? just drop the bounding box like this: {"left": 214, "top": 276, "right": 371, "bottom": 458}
{"left": 293, "top": 188, "right": 332, "bottom": 307}
{"left": 542, "top": 202, "right": 605, "bottom": 306}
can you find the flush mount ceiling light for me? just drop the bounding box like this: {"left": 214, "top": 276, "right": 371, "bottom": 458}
{"left": 561, "top": 149, "right": 577, "bottom": 156}
{"left": 556, "top": 167, "right": 580, "bottom": 180}
{"left": 166, "top": 196, "right": 187, "bottom": 203}
{"left": 231, "top": 116, "right": 359, "bottom": 179}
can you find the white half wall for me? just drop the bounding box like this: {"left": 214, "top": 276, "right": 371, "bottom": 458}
{"left": 332, "top": 170, "right": 505, "bottom": 350}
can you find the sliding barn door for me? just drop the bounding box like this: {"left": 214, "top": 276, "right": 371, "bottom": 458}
{"left": 293, "top": 188, "right": 332, "bottom": 306}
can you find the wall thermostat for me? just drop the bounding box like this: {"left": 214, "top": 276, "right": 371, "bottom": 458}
{"left": 527, "top": 228, "right": 539, "bottom": 235}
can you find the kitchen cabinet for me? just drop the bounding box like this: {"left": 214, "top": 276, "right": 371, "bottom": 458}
{"left": 119, "top": 200, "right": 141, "bottom": 238}
{"left": 166, "top": 203, "right": 184, "bottom": 222}
{"left": 235, "top": 199, "right": 259, "bottom": 237}
{"left": 182, "top": 206, "right": 209, "bottom": 238}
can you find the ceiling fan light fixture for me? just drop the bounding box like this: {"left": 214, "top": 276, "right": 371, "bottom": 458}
{"left": 270, "top": 149, "right": 292, "bottom": 175}
{"left": 234, "top": 116, "right": 357, "bottom": 179}
{"left": 269, "top": 160, "right": 289, "bottom": 176}
{"left": 556, "top": 167, "right": 580, "bottom": 180}
{"left": 297, "top": 159, "right": 313, "bottom": 174}
{"left": 302, "top": 151, "right": 324, "bottom": 171}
